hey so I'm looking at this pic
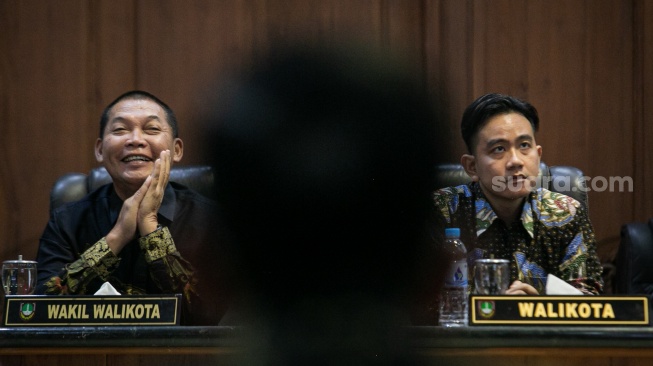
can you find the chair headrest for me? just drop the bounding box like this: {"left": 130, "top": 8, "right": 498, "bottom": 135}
{"left": 433, "top": 162, "right": 588, "bottom": 209}
{"left": 50, "top": 165, "right": 215, "bottom": 212}
{"left": 434, "top": 162, "right": 549, "bottom": 189}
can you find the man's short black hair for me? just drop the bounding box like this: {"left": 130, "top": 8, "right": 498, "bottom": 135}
{"left": 461, "top": 93, "right": 539, "bottom": 154}
{"left": 99, "top": 90, "right": 178, "bottom": 138}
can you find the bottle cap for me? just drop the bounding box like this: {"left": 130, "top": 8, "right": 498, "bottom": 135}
{"left": 445, "top": 228, "right": 460, "bottom": 238}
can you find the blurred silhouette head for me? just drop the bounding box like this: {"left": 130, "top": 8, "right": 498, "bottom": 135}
{"left": 202, "top": 41, "right": 448, "bottom": 363}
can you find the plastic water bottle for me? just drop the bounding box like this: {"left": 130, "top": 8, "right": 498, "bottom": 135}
{"left": 439, "top": 228, "right": 468, "bottom": 327}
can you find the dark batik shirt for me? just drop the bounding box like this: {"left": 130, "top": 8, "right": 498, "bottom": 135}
{"left": 433, "top": 182, "right": 603, "bottom": 295}
{"left": 36, "top": 182, "right": 227, "bottom": 324}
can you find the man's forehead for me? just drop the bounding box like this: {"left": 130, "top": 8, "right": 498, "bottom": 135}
{"left": 480, "top": 132, "right": 535, "bottom": 143}
{"left": 478, "top": 114, "right": 535, "bottom": 140}
{"left": 108, "top": 98, "right": 168, "bottom": 124}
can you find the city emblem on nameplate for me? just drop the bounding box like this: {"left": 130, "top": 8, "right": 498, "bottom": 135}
{"left": 478, "top": 300, "right": 495, "bottom": 319}
{"left": 19, "top": 302, "right": 36, "bottom": 321}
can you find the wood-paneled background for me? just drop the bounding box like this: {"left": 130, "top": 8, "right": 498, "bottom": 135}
{"left": 1, "top": 0, "right": 652, "bottom": 293}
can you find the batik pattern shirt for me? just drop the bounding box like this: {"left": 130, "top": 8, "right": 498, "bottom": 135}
{"left": 36, "top": 182, "right": 226, "bottom": 325}
{"left": 433, "top": 182, "right": 603, "bottom": 295}
{"left": 40, "top": 227, "right": 197, "bottom": 303}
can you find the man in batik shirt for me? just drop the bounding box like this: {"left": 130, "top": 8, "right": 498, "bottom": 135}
{"left": 36, "top": 91, "right": 226, "bottom": 324}
{"left": 433, "top": 93, "right": 603, "bottom": 295}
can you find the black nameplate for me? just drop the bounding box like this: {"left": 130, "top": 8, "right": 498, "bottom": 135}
{"left": 3, "top": 295, "right": 181, "bottom": 326}
{"left": 470, "top": 295, "right": 649, "bottom": 326}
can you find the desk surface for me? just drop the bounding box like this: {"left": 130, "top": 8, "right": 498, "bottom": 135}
{"left": 1, "top": 326, "right": 653, "bottom": 365}
{"left": 1, "top": 325, "right": 653, "bottom": 349}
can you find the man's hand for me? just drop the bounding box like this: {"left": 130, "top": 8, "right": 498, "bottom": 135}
{"left": 105, "top": 150, "right": 171, "bottom": 254}
{"left": 106, "top": 175, "right": 153, "bottom": 254}
{"left": 505, "top": 280, "right": 539, "bottom": 295}
{"left": 137, "top": 150, "right": 171, "bottom": 236}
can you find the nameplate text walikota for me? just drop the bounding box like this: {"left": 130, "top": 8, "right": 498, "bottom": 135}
{"left": 470, "top": 295, "right": 649, "bottom": 326}
{"left": 3, "top": 295, "right": 181, "bottom": 326}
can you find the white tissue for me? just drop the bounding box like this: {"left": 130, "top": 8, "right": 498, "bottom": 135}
{"left": 545, "top": 274, "right": 583, "bottom": 295}
{"left": 94, "top": 281, "right": 121, "bottom": 295}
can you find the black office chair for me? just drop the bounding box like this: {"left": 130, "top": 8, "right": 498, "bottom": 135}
{"left": 50, "top": 165, "right": 215, "bottom": 212}
{"left": 615, "top": 219, "right": 653, "bottom": 295}
{"left": 434, "top": 162, "right": 589, "bottom": 209}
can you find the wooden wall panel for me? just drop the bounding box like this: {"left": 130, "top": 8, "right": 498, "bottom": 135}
{"left": 470, "top": 0, "right": 531, "bottom": 96}
{"left": 424, "top": 0, "right": 474, "bottom": 162}
{"left": 89, "top": 0, "right": 138, "bottom": 116}
{"left": 580, "top": 1, "right": 634, "bottom": 261}
{"left": 0, "top": 0, "right": 651, "bottom": 289}
{"left": 133, "top": 0, "right": 249, "bottom": 165}
{"left": 133, "top": 0, "right": 425, "bottom": 166}
{"left": 525, "top": 0, "right": 591, "bottom": 165}
{"left": 382, "top": 0, "right": 426, "bottom": 60}
{"left": 427, "top": 0, "right": 636, "bottom": 264}
{"left": 0, "top": 1, "right": 97, "bottom": 261}
{"left": 633, "top": 0, "right": 653, "bottom": 224}
{"left": 0, "top": 0, "right": 137, "bottom": 264}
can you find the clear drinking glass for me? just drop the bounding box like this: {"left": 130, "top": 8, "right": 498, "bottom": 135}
{"left": 2, "top": 255, "right": 37, "bottom": 295}
{"left": 474, "top": 258, "right": 510, "bottom": 295}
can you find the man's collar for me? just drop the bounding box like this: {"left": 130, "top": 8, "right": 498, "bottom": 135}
{"left": 471, "top": 182, "right": 536, "bottom": 238}
{"left": 158, "top": 183, "right": 177, "bottom": 223}
{"left": 520, "top": 197, "right": 536, "bottom": 239}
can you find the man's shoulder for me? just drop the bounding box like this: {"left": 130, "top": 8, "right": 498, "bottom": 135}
{"left": 169, "top": 182, "right": 218, "bottom": 208}
{"left": 531, "top": 188, "right": 583, "bottom": 224}
{"left": 433, "top": 183, "right": 472, "bottom": 200}
{"left": 51, "top": 183, "right": 113, "bottom": 216}
{"left": 433, "top": 183, "right": 475, "bottom": 223}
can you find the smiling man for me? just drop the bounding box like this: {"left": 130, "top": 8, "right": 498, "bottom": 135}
{"left": 433, "top": 93, "right": 603, "bottom": 295}
{"left": 36, "top": 91, "right": 226, "bottom": 324}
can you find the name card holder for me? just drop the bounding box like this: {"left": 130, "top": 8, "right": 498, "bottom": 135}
{"left": 3, "top": 295, "right": 182, "bottom": 326}
{"left": 470, "top": 295, "right": 649, "bottom": 326}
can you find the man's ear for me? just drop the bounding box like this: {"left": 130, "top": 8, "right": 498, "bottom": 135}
{"left": 536, "top": 144, "right": 542, "bottom": 160}
{"left": 461, "top": 154, "right": 479, "bottom": 182}
{"left": 172, "top": 138, "right": 184, "bottom": 163}
{"left": 94, "top": 138, "right": 104, "bottom": 163}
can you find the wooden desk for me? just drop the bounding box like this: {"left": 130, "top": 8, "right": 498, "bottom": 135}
{"left": 0, "top": 326, "right": 241, "bottom": 366}
{"left": 1, "top": 326, "right": 653, "bottom": 365}
{"left": 412, "top": 326, "right": 653, "bottom": 365}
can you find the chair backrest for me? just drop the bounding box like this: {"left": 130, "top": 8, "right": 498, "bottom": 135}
{"left": 615, "top": 219, "right": 653, "bottom": 295}
{"left": 434, "top": 162, "right": 589, "bottom": 209}
{"left": 50, "top": 165, "right": 215, "bottom": 212}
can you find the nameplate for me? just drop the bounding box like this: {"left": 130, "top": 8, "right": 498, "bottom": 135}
{"left": 3, "top": 295, "right": 181, "bottom": 326}
{"left": 470, "top": 295, "right": 649, "bottom": 326}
